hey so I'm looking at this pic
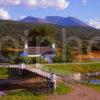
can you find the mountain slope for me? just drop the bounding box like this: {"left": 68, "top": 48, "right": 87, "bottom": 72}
{"left": 45, "top": 16, "right": 90, "bottom": 27}
{"left": 19, "top": 16, "right": 49, "bottom": 23}
{"left": 19, "top": 16, "right": 91, "bottom": 27}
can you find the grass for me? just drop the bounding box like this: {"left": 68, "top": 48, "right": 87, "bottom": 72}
{"left": 0, "top": 67, "right": 20, "bottom": 79}
{"left": 0, "top": 84, "right": 72, "bottom": 100}
{"left": 0, "top": 67, "right": 9, "bottom": 79}
{"left": 55, "top": 83, "right": 72, "bottom": 95}
{"left": 85, "top": 83, "right": 100, "bottom": 92}
{"left": 43, "top": 63, "right": 100, "bottom": 75}
{"left": 0, "top": 90, "right": 45, "bottom": 100}
{"left": 86, "top": 84, "right": 100, "bottom": 92}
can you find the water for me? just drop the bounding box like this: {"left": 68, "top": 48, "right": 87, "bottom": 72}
{"left": 90, "top": 80, "right": 100, "bottom": 85}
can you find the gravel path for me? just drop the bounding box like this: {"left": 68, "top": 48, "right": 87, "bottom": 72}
{"left": 46, "top": 84, "right": 100, "bottom": 100}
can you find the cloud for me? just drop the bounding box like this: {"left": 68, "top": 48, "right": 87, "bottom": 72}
{"left": 0, "top": 8, "right": 11, "bottom": 20}
{"left": 23, "top": 0, "right": 70, "bottom": 10}
{"left": 6, "top": 0, "right": 21, "bottom": 5}
{"left": 0, "top": 0, "right": 69, "bottom": 10}
{"left": 0, "top": 0, "right": 21, "bottom": 6}
{"left": 89, "top": 19, "right": 100, "bottom": 29}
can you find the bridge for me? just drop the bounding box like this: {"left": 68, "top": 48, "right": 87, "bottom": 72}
{"left": 0, "top": 63, "right": 57, "bottom": 92}
{"left": 0, "top": 63, "right": 57, "bottom": 87}
{"left": 0, "top": 64, "right": 52, "bottom": 79}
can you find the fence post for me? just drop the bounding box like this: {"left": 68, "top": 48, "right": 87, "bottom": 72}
{"left": 51, "top": 73, "right": 57, "bottom": 90}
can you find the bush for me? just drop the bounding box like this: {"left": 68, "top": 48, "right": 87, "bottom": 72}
{"left": 19, "top": 57, "right": 46, "bottom": 64}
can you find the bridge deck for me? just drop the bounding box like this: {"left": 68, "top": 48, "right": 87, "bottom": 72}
{"left": 0, "top": 64, "right": 51, "bottom": 79}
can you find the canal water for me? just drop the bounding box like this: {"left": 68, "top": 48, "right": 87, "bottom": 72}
{"left": 90, "top": 80, "right": 100, "bottom": 84}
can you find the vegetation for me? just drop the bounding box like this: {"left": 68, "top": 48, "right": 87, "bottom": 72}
{"left": 0, "top": 20, "right": 100, "bottom": 49}
{"left": 55, "top": 82, "right": 72, "bottom": 95}
{"left": 0, "top": 67, "right": 22, "bottom": 79}
{"left": 43, "top": 63, "right": 100, "bottom": 75}
{"left": 53, "top": 46, "right": 75, "bottom": 63}
{"left": 0, "top": 67, "right": 9, "bottom": 79}
{"left": 0, "top": 90, "right": 45, "bottom": 100}
{"left": 86, "top": 84, "right": 100, "bottom": 92}
{"left": 0, "top": 20, "right": 100, "bottom": 63}
{"left": 0, "top": 83, "right": 72, "bottom": 100}
{"left": 19, "top": 57, "right": 46, "bottom": 64}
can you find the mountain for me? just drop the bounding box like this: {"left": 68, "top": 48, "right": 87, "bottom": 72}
{"left": 19, "top": 16, "right": 49, "bottom": 23}
{"left": 45, "top": 16, "right": 90, "bottom": 27}
{"left": 19, "top": 16, "right": 91, "bottom": 27}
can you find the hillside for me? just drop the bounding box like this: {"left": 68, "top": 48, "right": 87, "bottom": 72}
{"left": 0, "top": 20, "right": 100, "bottom": 48}
{"left": 19, "top": 16, "right": 91, "bottom": 28}
{"left": 45, "top": 16, "right": 90, "bottom": 27}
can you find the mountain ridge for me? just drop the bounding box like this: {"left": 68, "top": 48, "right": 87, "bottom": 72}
{"left": 19, "top": 16, "right": 91, "bottom": 28}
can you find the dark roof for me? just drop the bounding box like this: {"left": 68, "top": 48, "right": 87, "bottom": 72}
{"left": 25, "top": 47, "right": 55, "bottom": 55}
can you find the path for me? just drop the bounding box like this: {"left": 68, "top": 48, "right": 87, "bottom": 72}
{"left": 46, "top": 84, "right": 100, "bottom": 100}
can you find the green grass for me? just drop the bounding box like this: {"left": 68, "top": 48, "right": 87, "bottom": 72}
{"left": 0, "top": 67, "right": 9, "bottom": 79}
{"left": 43, "top": 63, "right": 100, "bottom": 75}
{"left": 0, "top": 67, "right": 20, "bottom": 79}
{"left": 86, "top": 84, "right": 100, "bottom": 92}
{"left": 55, "top": 83, "right": 72, "bottom": 95}
{"left": 0, "top": 90, "right": 45, "bottom": 100}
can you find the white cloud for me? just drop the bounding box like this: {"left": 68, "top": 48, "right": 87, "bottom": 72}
{"left": 6, "top": 0, "right": 21, "bottom": 5}
{"left": 89, "top": 19, "right": 100, "bottom": 29}
{"left": 0, "top": 0, "right": 21, "bottom": 6}
{"left": 0, "top": 8, "right": 11, "bottom": 20}
{"left": 24, "top": 0, "right": 69, "bottom": 10}
{"left": 0, "top": 0, "right": 69, "bottom": 10}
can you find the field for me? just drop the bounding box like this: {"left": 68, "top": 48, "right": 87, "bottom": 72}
{"left": 43, "top": 63, "right": 100, "bottom": 75}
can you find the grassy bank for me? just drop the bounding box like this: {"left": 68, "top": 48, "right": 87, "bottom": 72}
{"left": 0, "top": 90, "right": 45, "bottom": 100}
{"left": 55, "top": 83, "right": 72, "bottom": 95}
{"left": 0, "top": 67, "right": 21, "bottom": 79}
{"left": 0, "top": 83, "right": 72, "bottom": 100}
{"left": 0, "top": 67, "right": 9, "bottom": 79}
{"left": 43, "top": 63, "right": 100, "bottom": 75}
{"left": 86, "top": 84, "right": 100, "bottom": 92}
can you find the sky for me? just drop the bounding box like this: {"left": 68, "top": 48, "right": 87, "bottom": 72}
{"left": 0, "top": 0, "right": 100, "bottom": 29}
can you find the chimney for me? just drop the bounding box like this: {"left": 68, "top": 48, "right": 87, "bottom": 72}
{"left": 52, "top": 43, "right": 55, "bottom": 49}
{"left": 24, "top": 43, "right": 28, "bottom": 50}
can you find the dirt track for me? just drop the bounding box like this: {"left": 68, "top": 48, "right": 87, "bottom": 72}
{"left": 46, "top": 84, "right": 100, "bottom": 100}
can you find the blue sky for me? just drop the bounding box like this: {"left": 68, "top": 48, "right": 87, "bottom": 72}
{"left": 0, "top": 0, "right": 100, "bottom": 28}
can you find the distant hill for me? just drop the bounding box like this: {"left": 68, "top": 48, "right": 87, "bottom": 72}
{"left": 19, "top": 16, "right": 50, "bottom": 24}
{"left": 45, "top": 16, "right": 90, "bottom": 27}
{"left": 19, "top": 16, "right": 91, "bottom": 28}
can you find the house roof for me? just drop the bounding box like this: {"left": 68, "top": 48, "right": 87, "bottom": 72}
{"left": 25, "top": 47, "right": 55, "bottom": 55}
